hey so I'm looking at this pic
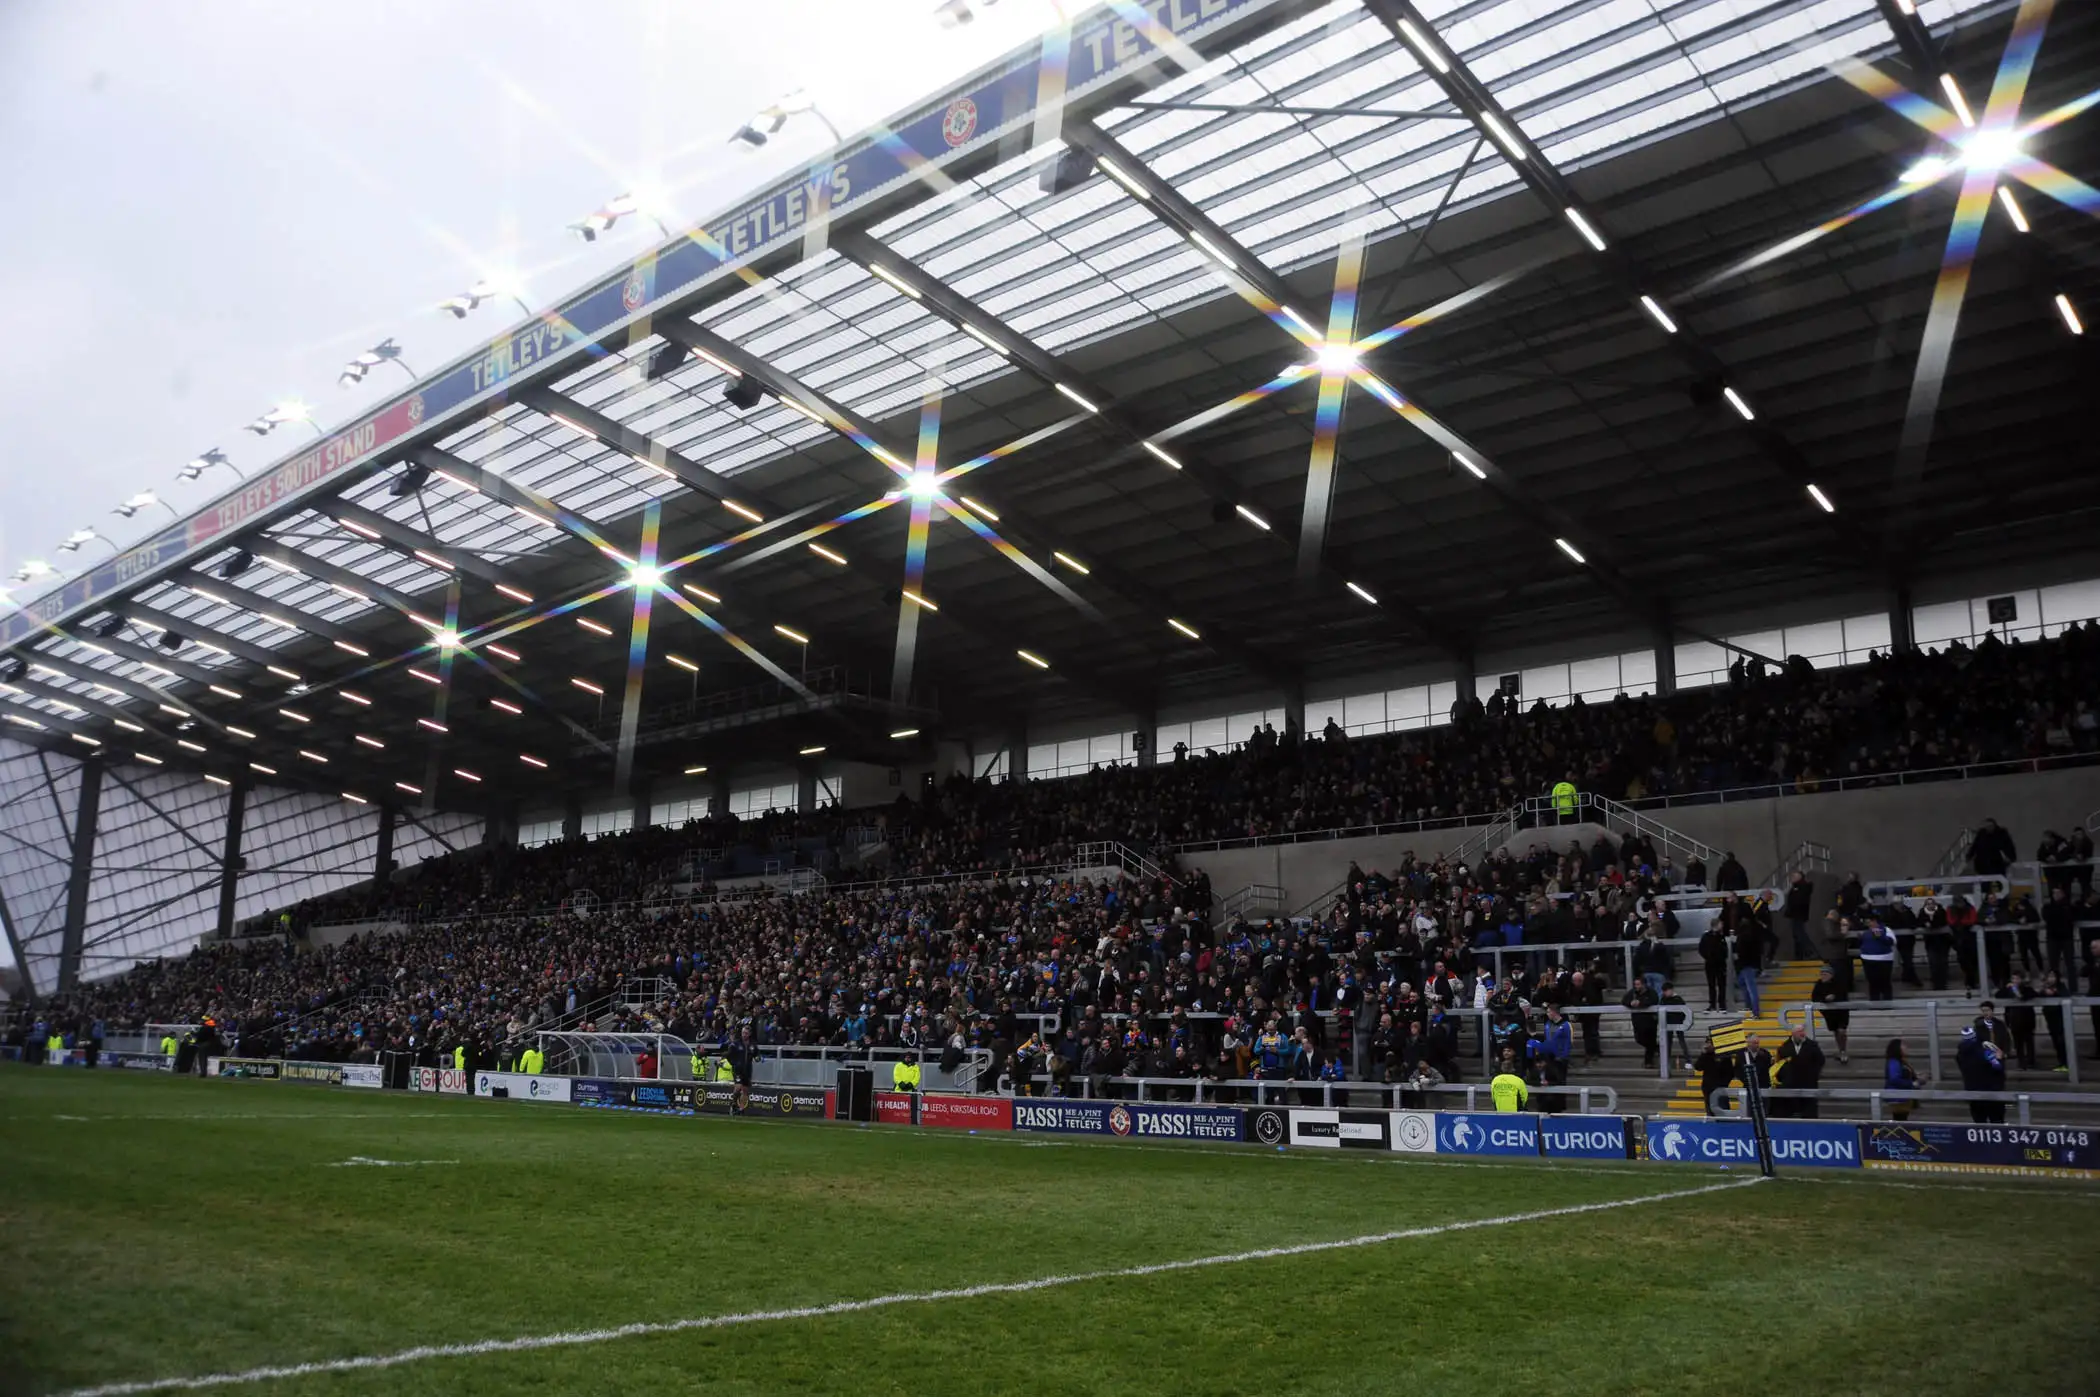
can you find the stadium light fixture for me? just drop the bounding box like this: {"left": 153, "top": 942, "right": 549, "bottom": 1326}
{"left": 1094, "top": 155, "right": 1150, "bottom": 201}
{"left": 577, "top": 617, "right": 614, "bottom": 637}
{"left": 1396, "top": 16, "right": 1451, "bottom": 73}
{"left": 261, "top": 400, "right": 321, "bottom": 438}
{"left": 570, "top": 677, "right": 604, "bottom": 695}
{"left": 958, "top": 495, "right": 999, "bottom": 520}
{"left": 1996, "top": 187, "right": 2030, "bottom": 232}
{"left": 1806, "top": 483, "right": 1836, "bottom": 513}
{"left": 113, "top": 491, "right": 178, "bottom": 520}
{"left": 1142, "top": 442, "right": 1181, "bottom": 470}
{"left": 453, "top": 768, "right": 482, "bottom": 782}
{"left": 341, "top": 791, "right": 366, "bottom": 804}
{"left": 809, "top": 542, "right": 847, "bottom": 566}
{"left": 1961, "top": 126, "right": 2022, "bottom": 172}
{"left": 867, "top": 263, "right": 923, "bottom": 300}
{"left": 958, "top": 322, "right": 1008, "bottom": 357}
{"left": 901, "top": 588, "right": 938, "bottom": 611}
{"left": 731, "top": 90, "right": 841, "bottom": 151}
{"left": 1055, "top": 384, "right": 1099, "bottom": 413}
{"left": 890, "top": 728, "right": 920, "bottom": 739}
{"left": 1017, "top": 649, "right": 1050, "bottom": 669}
{"left": 177, "top": 449, "right": 238, "bottom": 482}
{"left": 799, "top": 745, "right": 826, "bottom": 756}
{"left": 1167, "top": 617, "right": 1200, "bottom": 640}
{"left": 1235, "top": 504, "right": 1271, "bottom": 531}
{"left": 1563, "top": 208, "right": 1608, "bottom": 252}
{"left": 487, "top": 644, "right": 521, "bottom": 662}
{"left": 683, "top": 763, "right": 708, "bottom": 775}
{"left": 1346, "top": 581, "right": 1378, "bottom": 605}
{"left": 2056, "top": 294, "right": 2085, "bottom": 336}
{"left": 570, "top": 191, "right": 670, "bottom": 242}
{"left": 1938, "top": 73, "right": 1976, "bottom": 128}
{"left": 490, "top": 698, "right": 523, "bottom": 715}
{"left": 340, "top": 338, "right": 414, "bottom": 387}
{"left": 1052, "top": 550, "right": 1090, "bottom": 575}
{"left": 1555, "top": 537, "right": 1587, "bottom": 565}
{"left": 1452, "top": 450, "right": 1487, "bottom": 480}
{"left": 1313, "top": 341, "right": 1359, "bottom": 375}
{"left": 355, "top": 734, "right": 385, "bottom": 749}
{"left": 682, "top": 583, "right": 721, "bottom": 605}
{"left": 440, "top": 278, "right": 530, "bottom": 319}
{"left": 1638, "top": 295, "right": 1679, "bottom": 335}
{"left": 418, "top": 718, "right": 449, "bottom": 733}
{"left": 1722, "top": 386, "right": 1756, "bottom": 421}
{"left": 57, "top": 528, "right": 112, "bottom": 555}
{"left": 495, "top": 584, "right": 535, "bottom": 606}
{"left": 906, "top": 471, "right": 942, "bottom": 501}
{"left": 628, "top": 562, "right": 664, "bottom": 590}
{"left": 520, "top": 753, "right": 549, "bottom": 769}
{"left": 1188, "top": 231, "right": 1235, "bottom": 271}
{"left": 774, "top": 624, "right": 809, "bottom": 644}
{"left": 723, "top": 500, "right": 765, "bottom": 524}
{"left": 666, "top": 654, "right": 699, "bottom": 673}
{"left": 1478, "top": 111, "right": 1527, "bottom": 161}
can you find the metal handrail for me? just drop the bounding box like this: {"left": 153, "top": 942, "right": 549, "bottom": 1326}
{"left": 1780, "top": 995, "right": 2098, "bottom": 1088}
{"left": 1707, "top": 1084, "right": 2100, "bottom": 1125}
{"left": 1863, "top": 873, "right": 2010, "bottom": 905}
{"left": 1003, "top": 1073, "right": 1620, "bottom": 1114}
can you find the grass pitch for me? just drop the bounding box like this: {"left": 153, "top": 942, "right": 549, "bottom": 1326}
{"left": 3, "top": 1068, "right": 2097, "bottom": 1396}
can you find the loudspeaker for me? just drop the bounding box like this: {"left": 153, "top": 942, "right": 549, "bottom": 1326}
{"left": 836, "top": 1065, "right": 874, "bottom": 1122}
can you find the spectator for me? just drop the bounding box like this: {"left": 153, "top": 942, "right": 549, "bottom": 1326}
{"left": 1692, "top": 1034, "right": 1736, "bottom": 1117}
{"left": 1782, "top": 872, "right": 1816, "bottom": 960}
{"left": 1955, "top": 1026, "right": 2008, "bottom": 1123}
{"left": 1811, "top": 963, "right": 1851, "bottom": 1063}
{"left": 1489, "top": 1050, "right": 1530, "bottom": 1112}
{"left": 1884, "top": 1039, "right": 1920, "bottom": 1121}
{"left": 1999, "top": 974, "right": 2038, "bottom": 1069}
{"left": 1773, "top": 1023, "right": 1826, "bottom": 1119}
{"left": 1716, "top": 851, "right": 1749, "bottom": 892}
{"left": 1697, "top": 922, "right": 1730, "bottom": 1011}
{"left": 1858, "top": 919, "right": 1898, "bottom": 1002}
{"left": 1733, "top": 917, "right": 1765, "bottom": 1015}
{"left": 1969, "top": 818, "right": 2016, "bottom": 876}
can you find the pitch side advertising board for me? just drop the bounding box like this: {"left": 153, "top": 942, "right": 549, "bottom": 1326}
{"left": 472, "top": 1071, "right": 572, "bottom": 1103}
{"left": 1288, "top": 1109, "right": 1392, "bottom": 1149}
{"left": 1644, "top": 1118, "right": 1863, "bottom": 1169}
{"left": 1863, "top": 1123, "right": 2096, "bottom": 1177}
{"left": 102, "top": 1051, "right": 174, "bottom": 1072}
{"left": 1012, "top": 1099, "right": 1244, "bottom": 1142}
{"left": 342, "top": 1063, "right": 384, "bottom": 1089}
{"left": 875, "top": 1093, "right": 1018, "bottom": 1130}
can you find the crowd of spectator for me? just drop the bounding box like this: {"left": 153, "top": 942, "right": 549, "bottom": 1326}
{"left": 11, "top": 623, "right": 2100, "bottom": 1114}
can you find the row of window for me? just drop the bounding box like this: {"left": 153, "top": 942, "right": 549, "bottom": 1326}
{"left": 516, "top": 777, "right": 843, "bottom": 847}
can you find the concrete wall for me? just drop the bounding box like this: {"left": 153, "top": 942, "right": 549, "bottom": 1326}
{"left": 1179, "top": 766, "right": 2100, "bottom": 912}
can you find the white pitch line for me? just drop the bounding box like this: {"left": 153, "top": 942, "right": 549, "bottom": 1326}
{"left": 58, "top": 1177, "right": 1759, "bottom": 1397}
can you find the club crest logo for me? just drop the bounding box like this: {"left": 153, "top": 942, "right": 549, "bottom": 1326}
{"left": 1106, "top": 1104, "right": 1133, "bottom": 1135}
{"left": 405, "top": 392, "right": 426, "bottom": 425}
{"left": 621, "top": 269, "right": 649, "bottom": 312}
{"left": 942, "top": 96, "right": 979, "bottom": 148}
{"left": 1395, "top": 1112, "right": 1433, "bottom": 1153}
{"left": 1655, "top": 1123, "right": 1688, "bottom": 1161}
{"left": 1252, "top": 1110, "right": 1285, "bottom": 1145}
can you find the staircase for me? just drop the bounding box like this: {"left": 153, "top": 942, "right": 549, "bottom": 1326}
{"left": 1659, "top": 959, "right": 1827, "bottom": 1116}
{"left": 1219, "top": 882, "right": 1285, "bottom": 921}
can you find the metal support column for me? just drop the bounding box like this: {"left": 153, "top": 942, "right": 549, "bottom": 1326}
{"left": 796, "top": 764, "right": 818, "bottom": 815}
{"left": 58, "top": 755, "right": 104, "bottom": 993}
{"left": 1135, "top": 707, "right": 1157, "bottom": 769}
{"left": 0, "top": 877, "right": 37, "bottom": 1005}
{"left": 373, "top": 802, "right": 396, "bottom": 889}
{"left": 562, "top": 793, "right": 584, "bottom": 841}
{"left": 710, "top": 772, "right": 731, "bottom": 819}
{"left": 213, "top": 780, "right": 248, "bottom": 941}
{"left": 631, "top": 778, "right": 654, "bottom": 832}
{"left": 1890, "top": 582, "right": 1917, "bottom": 654}
{"left": 1654, "top": 620, "right": 1678, "bottom": 697}
{"left": 1010, "top": 718, "right": 1030, "bottom": 782}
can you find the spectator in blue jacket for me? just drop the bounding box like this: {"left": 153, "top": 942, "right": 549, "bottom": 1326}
{"left": 1528, "top": 1004, "right": 1573, "bottom": 1113}
{"left": 1859, "top": 920, "right": 1898, "bottom": 1002}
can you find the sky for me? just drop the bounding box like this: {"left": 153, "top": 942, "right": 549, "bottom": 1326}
{"left": 0, "top": 0, "right": 1064, "bottom": 597}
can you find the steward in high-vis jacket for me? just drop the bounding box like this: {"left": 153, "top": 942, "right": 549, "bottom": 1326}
{"left": 891, "top": 1058, "right": 922, "bottom": 1092}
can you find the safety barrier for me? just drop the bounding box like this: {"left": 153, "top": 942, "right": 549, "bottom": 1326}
{"left": 1780, "top": 994, "right": 2099, "bottom": 1086}
{"left": 66, "top": 1056, "right": 2099, "bottom": 1178}
{"left": 1706, "top": 1084, "right": 2100, "bottom": 1126}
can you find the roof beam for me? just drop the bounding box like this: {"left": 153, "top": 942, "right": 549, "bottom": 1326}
{"left": 1063, "top": 117, "right": 1686, "bottom": 642}
{"left": 323, "top": 499, "right": 515, "bottom": 590}
{"left": 832, "top": 227, "right": 1470, "bottom": 662}
{"left": 242, "top": 538, "right": 431, "bottom": 626}
{"left": 651, "top": 316, "right": 1288, "bottom": 698}
{"left": 1360, "top": 0, "right": 1856, "bottom": 555}
{"left": 97, "top": 602, "right": 314, "bottom": 685}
